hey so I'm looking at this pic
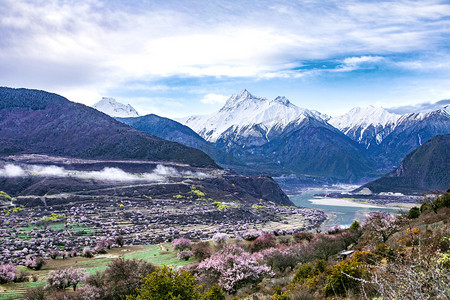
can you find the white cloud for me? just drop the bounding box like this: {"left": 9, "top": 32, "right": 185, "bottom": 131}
{"left": 335, "top": 56, "right": 385, "bottom": 72}
{"left": 0, "top": 0, "right": 449, "bottom": 106}
{"left": 200, "top": 93, "right": 228, "bottom": 104}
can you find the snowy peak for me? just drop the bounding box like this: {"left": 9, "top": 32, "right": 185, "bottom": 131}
{"left": 329, "top": 106, "right": 401, "bottom": 148}
{"left": 181, "top": 90, "right": 325, "bottom": 143}
{"left": 329, "top": 105, "right": 400, "bottom": 130}
{"left": 272, "top": 96, "right": 291, "bottom": 106}
{"left": 92, "top": 97, "right": 139, "bottom": 118}
{"left": 220, "top": 89, "right": 267, "bottom": 111}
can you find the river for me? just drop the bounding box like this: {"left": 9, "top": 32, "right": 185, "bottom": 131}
{"left": 289, "top": 186, "right": 404, "bottom": 229}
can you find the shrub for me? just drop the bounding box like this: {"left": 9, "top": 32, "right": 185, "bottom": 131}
{"left": 272, "top": 286, "right": 289, "bottom": 300}
{"left": 192, "top": 241, "right": 212, "bottom": 261}
{"left": 353, "top": 251, "right": 379, "bottom": 265}
{"left": 292, "top": 263, "right": 314, "bottom": 284}
{"left": 250, "top": 234, "right": 277, "bottom": 253}
{"left": 242, "top": 230, "right": 262, "bottom": 241}
{"left": 349, "top": 220, "right": 360, "bottom": 230}
{"left": 261, "top": 247, "right": 299, "bottom": 272}
{"left": 94, "top": 240, "right": 108, "bottom": 254}
{"left": 85, "top": 258, "right": 157, "bottom": 299}
{"left": 115, "top": 235, "right": 124, "bottom": 247}
{"left": 212, "top": 233, "right": 229, "bottom": 245}
{"left": 363, "top": 212, "right": 399, "bottom": 243}
{"left": 310, "top": 235, "right": 346, "bottom": 260}
{"left": 203, "top": 285, "right": 226, "bottom": 300}
{"left": 313, "top": 259, "right": 328, "bottom": 273}
{"left": 23, "top": 286, "right": 47, "bottom": 300}
{"left": 45, "top": 267, "right": 86, "bottom": 291}
{"left": 172, "top": 238, "right": 192, "bottom": 251}
{"left": 366, "top": 243, "right": 450, "bottom": 299}
{"left": 177, "top": 250, "right": 193, "bottom": 261}
{"left": 14, "top": 269, "right": 29, "bottom": 283}
{"left": 407, "top": 207, "right": 421, "bottom": 219}
{"left": 324, "top": 258, "right": 362, "bottom": 296}
{"left": 326, "top": 226, "right": 342, "bottom": 235}
{"left": 25, "top": 256, "right": 46, "bottom": 270}
{"left": 293, "top": 232, "right": 313, "bottom": 243}
{"left": 82, "top": 247, "right": 94, "bottom": 258}
{"left": 129, "top": 265, "right": 201, "bottom": 300}
{"left": 197, "top": 244, "right": 274, "bottom": 293}
{"left": 49, "top": 250, "right": 60, "bottom": 259}
{"left": 0, "top": 263, "right": 16, "bottom": 284}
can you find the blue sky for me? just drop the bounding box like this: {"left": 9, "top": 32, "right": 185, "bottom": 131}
{"left": 1, "top": 0, "right": 449, "bottom": 117}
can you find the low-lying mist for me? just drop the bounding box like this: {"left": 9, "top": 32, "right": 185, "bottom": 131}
{"left": 0, "top": 164, "right": 210, "bottom": 182}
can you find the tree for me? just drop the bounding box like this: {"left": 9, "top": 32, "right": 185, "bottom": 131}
{"left": 363, "top": 212, "right": 399, "bottom": 243}
{"left": 129, "top": 265, "right": 201, "bottom": 300}
{"left": 86, "top": 258, "right": 156, "bottom": 299}
{"left": 45, "top": 267, "right": 85, "bottom": 291}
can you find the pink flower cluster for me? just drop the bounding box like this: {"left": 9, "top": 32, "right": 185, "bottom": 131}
{"left": 45, "top": 266, "right": 86, "bottom": 291}
{"left": 198, "top": 244, "right": 274, "bottom": 292}
{"left": 172, "top": 237, "right": 192, "bottom": 251}
{"left": 0, "top": 263, "right": 16, "bottom": 283}
{"left": 212, "top": 233, "right": 229, "bottom": 244}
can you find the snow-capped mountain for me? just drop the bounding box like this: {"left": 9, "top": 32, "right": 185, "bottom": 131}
{"left": 93, "top": 97, "right": 139, "bottom": 118}
{"left": 179, "top": 90, "right": 375, "bottom": 182}
{"left": 329, "top": 104, "right": 449, "bottom": 168}
{"left": 180, "top": 89, "right": 327, "bottom": 144}
{"left": 371, "top": 104, "right": 450, "bottom": 167}
{"left": 329, "top": 106, "right": 400, "bottom": 148}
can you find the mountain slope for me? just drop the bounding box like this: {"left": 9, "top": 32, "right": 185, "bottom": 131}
{"left": 117, "top": 114, "right": 245, "bottom": 167}
{"left": 93, "top": 97, "right": 139, "bottom": 117}
{"left": 358, "top": 134, "right": 450, "bottom": 194}
{"left": 371, "top": 106, "right": 450, "bottom": 168}
{"left": 331, "top": 105, "right": 450, "bottom": 170}
{"left": 0, "top": 87, "right": 218, "bottom": 168}
{"left": 329, "top": 106, "right": 400, "bottom": 149}
{"left": 259, "top": 117, "right": 377, "bottom": 181}
{"left": 181, "top": 90, "right": 375, "bottom": 182}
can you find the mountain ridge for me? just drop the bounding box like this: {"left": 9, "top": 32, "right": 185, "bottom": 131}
{"left": 0, "top": 87, "right": 217, "bottom": 168}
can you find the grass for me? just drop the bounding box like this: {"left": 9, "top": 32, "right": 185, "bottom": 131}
{"left": 0, "top": 243, "right": 196, "bottom": 298}
{"left": 123, "top": 244, "right": 194, "bottom": 267}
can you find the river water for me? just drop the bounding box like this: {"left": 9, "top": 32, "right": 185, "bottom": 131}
{"left": 289, "top": 186, "right": 403, "bottom": 229}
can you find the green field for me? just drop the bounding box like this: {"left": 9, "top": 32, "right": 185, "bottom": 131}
{"left": 0, "top": 244, "right": 196, "bottom": 298}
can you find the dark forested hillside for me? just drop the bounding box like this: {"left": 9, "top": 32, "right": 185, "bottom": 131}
{"left": 0, "top": 87, "right": 218, "bottom": 168}
{"left": 359, "top": 134, "right": 450, "bottom": 194}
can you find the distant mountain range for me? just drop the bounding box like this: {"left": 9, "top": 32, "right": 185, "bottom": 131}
{"left": 95, "top": 89, "right": 450, "bottom": 189}
{"left": 0, "top": 87, "right": 295, "bottom": 206}
{"left": 330, "top": 105, "right": 450, "bottom": 169}
{"left": 0, "top": 87, "right": 217, "bottom": 168}
{"left": 357, "top": 134, "right": 450, "bottom": 194}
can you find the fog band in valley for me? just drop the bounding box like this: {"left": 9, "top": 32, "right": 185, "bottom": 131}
{"left": 0, "top": 164, "right": 210, "bottom": 182}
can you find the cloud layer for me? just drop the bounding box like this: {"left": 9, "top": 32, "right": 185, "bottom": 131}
{"left": 1, "top": 0, "right": 449, "bottom": 116}
{"left": 0, "top": 164, "right": 210, "bottom": 182}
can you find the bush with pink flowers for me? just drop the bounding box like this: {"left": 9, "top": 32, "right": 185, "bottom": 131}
{"left": 0, "top": 263, "right": 16, "bottom": 284}
{"left": 45, "top": 266, "right": 86, "bottom": 291}
{"left": 242, "top": 230, "right": 262, "bottom": 241}
{"left": 172, "top": 238, "right": 192, "bottom": 251}
{"left": 197, "top": 244, "right": 274, "bottom": 293}
{"left": 250, "top": 234, "right": 277, "bottom": 253}
{"left": 25, "top": 255, "right": 46, "bottom": 270}
{"left": 177, "top": 250, "right": 193, "bottom": 261}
